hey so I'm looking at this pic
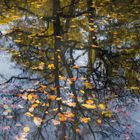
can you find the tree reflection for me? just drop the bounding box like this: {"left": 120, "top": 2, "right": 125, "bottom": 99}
{"left": 0, "top": 0, "right": 140, "bottom": 140}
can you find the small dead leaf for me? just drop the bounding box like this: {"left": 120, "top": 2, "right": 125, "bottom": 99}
{"left": 99, "top": 103, "right": 105, "bottom": 110}
{"left": 80, "top": 117, "right": 90, "bottom": 123}
{"left": 82, "top": 104, "right": 96, "bottom": 109}
{"left": 23, "top": 126, "right": 30, "bottom": 133}
{"left": 49, "top": 95, "right": 56, "bottom": 101}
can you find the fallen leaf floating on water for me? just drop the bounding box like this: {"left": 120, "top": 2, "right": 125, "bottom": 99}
{"left": 49, "top": 95, "right": 56, "bottom": 100}
{"left": 27, "top": 94, "right": 33, "bottom": 101}
{"left": 75, "top": 128, "right": 81, "bottom": 133}
{"left": 84, "top": 82, "right": 93, "bottom": 89}
{"left": 80, "top": 117, "right": 90, "bottom": 123}
{"left": 48, "top": 63, "right": 55, "bottom": 70}
{"left": 101, "top": 111, "right": 112, "bottom": 118}
{"left": 96, "top": 119, "right": 102, "bottom": 124}
{"left": 23, "top": 126, "right": 30, "bottom": 133}
{"left": 99, "top": 103, "right": 105, "bottom": 110}
{"left": 86, "top": 99, "right": 94, "bottom": 105}
{"left": 80, "top": 90, "right": 85, "bottom": 94}
{"left": 33, "top": 117, "right": 42, "bottom": 127}
{"left": 82, "top": 104, "right": 96, "bottom": 109}
{"left": 25, "top": 112, "right": 34, "bottom": 117}
{"left": 38, "top": 62, "right": 45, "bottom": 70}
{"left": 58, "top": 113, "right": 66, "bottom": 122}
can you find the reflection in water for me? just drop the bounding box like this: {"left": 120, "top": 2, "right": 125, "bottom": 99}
{"left": 0, "top": 0, "right": 140, "bottom": 140}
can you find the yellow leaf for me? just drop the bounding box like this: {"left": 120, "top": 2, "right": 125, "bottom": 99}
{"left": 65, "top": 111, "right": 75, "bottom": 118}
{"left": 32, "top": 103, "right": 38, "bottom": 108}
{"left": 99, "top": 103, "right": 105, "bottom": 110}
{"left": 102, "top": 111, "right": 112, "bottom": 118}
{"left": 48, "top": 64, "right": 55, "bottom": 70}
{"left": 27, "top": 94, "right": 33, "bottom": 101}
{"left": 80, "top": 90, "right": 85, "bottom": 94}
{"left": 25, "top": 112, "right": 34, "bottom": 117}
{"left": 35, "top": 100, "right": 40, "bottom": 104}
{"left": 84, "top": 82, "right": 93, "bottom": 89}
{"left": 23, "top": 126, "right": 30, "bottom": 133}
{"left": 129, "top": 86, "right": 139, "bottom": 90}
{"left": 82, "top": 104, "right": 96, "bottom": 109}
{"left": 96, "top": 119, "right": 102, "bottom": 124}
{"left": 56, "top": 97, "right": 62, "bottom": 101}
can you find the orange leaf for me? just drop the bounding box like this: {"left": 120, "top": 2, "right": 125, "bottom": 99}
{"left": 86, "top": 99, "right": 94, "bottom": 105}
{"left": 73, "top": 65, "right": 80, "bottom": 69}
{"left": 49, "top": 95, "right": 56, "bottom": 101}
{"left": 58, "top": 113, "right": 66, "bottom": 122}
{"left": 80, "top": 117, "right": 90, "bottom": 123}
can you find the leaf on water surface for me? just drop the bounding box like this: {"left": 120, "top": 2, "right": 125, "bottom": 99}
{"left": 82, "top": 104, "right": 96, "bottom": 109}
{"left": 23, "top": 126, "right": 30, "bottom": 133}
{"left": 33, "top": 117, "right": 42, "bottom": 127}
{"left": 58, "top": 113, "right": 67, "bottom": 122}
{"left": 75, "top": 128, "right": 81, "bottom": 133}
{"left": 38, "top": 62, "right": 45, "bottom": 70}
{"left": 31, "top": 103, "right": 39, "bottom": 108}
{"left": 86, "top": 99, "right": 94, "bottom": 105}
{"left": 80, "top": 90, "right": 85, "bottom": 94}
{"left": 49, "top": 95, "right": 56, "bottom": 100}
{"left": 66, "top": 102, "right": 76, "bottom": 107}
{"left": 25, "top": 112, "right": 34, "bottom": 117}
{"left": 59, "top": 75, "right": 66, "bottom": 80}
{"left": 96, "top": 119, "right": 102, "bottom": 124}
{"left": 29, "top": 107, "right": 34, "bottom": 112}
{"left": 99, "top": 103, "right": 105, "bottom": 110}
{"left": 84, "top": 82, "right": 93, "bottom": 89}
{"left": 48, "top": 64, "right": 55, "bottom": 70}
{"left": 80, "top": 117, "right": 90, "bottom": 123}
{"left": 65, "top": 111, "right": 75, "bottom": 118}
{"left": 101, "top": 111, "right": 112, "bottom": 118}
{"left": 27, "top": 94, "right": 33, "bottom": 101}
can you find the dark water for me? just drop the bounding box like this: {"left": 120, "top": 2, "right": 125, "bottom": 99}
{"left": 0, "top": 2, "right": 140, "bottom": 139}
{"left": 0, "top": 34, "right": 140, "bottom": 140}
